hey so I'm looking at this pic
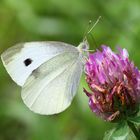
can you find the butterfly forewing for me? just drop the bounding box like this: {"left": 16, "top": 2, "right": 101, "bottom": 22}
{"left": 1, "top": 41, "right": 77, "bottom": 86}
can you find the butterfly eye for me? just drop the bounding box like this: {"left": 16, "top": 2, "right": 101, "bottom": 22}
{"left": 24, "top": 58, "right": 32, "bottom": 66}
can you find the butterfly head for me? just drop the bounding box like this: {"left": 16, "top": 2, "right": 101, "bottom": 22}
{"left": 77, "top": 40, "right": 89, "bottom": 53}
{"left": 77, "top": 41, "right": 91, "bottom": 65}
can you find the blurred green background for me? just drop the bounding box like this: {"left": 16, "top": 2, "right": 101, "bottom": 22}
{"left": 0, "top": 0, "right": 140, "bottom": 139}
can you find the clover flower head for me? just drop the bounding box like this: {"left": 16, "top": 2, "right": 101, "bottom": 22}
{"left": 84, "top": 46, "right": 140, "bottom": 121}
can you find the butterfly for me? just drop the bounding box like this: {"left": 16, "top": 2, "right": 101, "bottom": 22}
{"left": 1, "top": 17, "right": 101, "bottom": 115}
{"left": 1, "top": 41, "right": 89, "bottom": 115}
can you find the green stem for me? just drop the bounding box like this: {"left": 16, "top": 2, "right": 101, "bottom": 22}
{"left": 127, "top": 121, "right": 140, "bottom": 140}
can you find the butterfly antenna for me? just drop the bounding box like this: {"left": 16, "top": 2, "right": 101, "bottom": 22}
{"left": 87, "top": 16, "right": 101, "bottom": 34}
{"left": 83, "top": 20, "right": 92, "bottom": 41}
{"left": 83, "top": 16, "right": 102, "bottom": 42}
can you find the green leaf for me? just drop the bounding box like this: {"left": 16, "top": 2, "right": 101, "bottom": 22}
{"left": 103, "top": 122, "right": 129, "bottom": 140}
{"left": 128, "top": 116, "right": 140, "bottom": 124}
{"left": 103, "top": 128, "right": 116, "bottom": 140}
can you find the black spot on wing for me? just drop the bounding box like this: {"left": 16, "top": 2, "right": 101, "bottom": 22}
{"left": 24, "top": 58, "right": 32, "bottom": 66}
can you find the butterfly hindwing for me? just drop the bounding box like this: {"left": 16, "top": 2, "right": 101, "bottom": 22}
{"left": 21, "top": 51, "right": 83, "bottom": 115}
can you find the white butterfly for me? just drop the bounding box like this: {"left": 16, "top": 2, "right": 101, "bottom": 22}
{"left": 1, "top": 41, "right": 89, "bottom": 115}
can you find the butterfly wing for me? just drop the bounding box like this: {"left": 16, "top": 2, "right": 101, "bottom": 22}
{"left": 1, "top": 41, "right": 77, "bottom": 86}
{"left": 21, "top": 51, "right": 83, "bottom": 115}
